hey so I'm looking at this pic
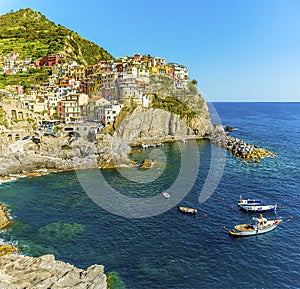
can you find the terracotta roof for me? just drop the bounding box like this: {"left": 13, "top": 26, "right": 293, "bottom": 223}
{"left": 88, "top": 97, "right": 101, "bottom": 103}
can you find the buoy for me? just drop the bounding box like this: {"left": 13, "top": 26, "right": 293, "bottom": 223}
{"left": 230, "top": 206, "right": 234, "bottom": 209}
{"left": 289, "top": 216, "right": 293, "bottom": 219}
{"left": 203, "top": 213, "right": 207, "bottom": 217}
{"left": 222, "top": 225, "right": 226, "bottom": 229}
{"left": 221, "top": 197, "right": 225, "bottom": 201}
{"left": 293, "top": 198, "right": 296, "bottom": 202}
{"left": 281, "top": 205, "right": 285, "bottom": 209}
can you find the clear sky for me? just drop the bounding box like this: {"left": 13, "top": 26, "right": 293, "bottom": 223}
{"left": 1, "top": 0, "right": 299, "bottom": 102}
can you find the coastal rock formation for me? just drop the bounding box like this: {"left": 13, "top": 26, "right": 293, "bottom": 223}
{"left": 225, "top": 136, "right": 276, "bottom": 160}
{"left": 225, "top": 125, "right": 235, "bottom": 132}
{"left": 0, "top": 254, "right": 107, "bottom": 289}
{"left": 0, "top": 204, "right": 10, "bottom": 230}
{"left": 115, "top": 107, "right": 191, "bottom": 144}
{"left": 114, "top": 106, "right": 223, "bottom": 144}
{"left": 0, "top": 134, "right": 132, "bottom": 177}
{"left": 140, "top": 158, "right": 156, "bottom": 169}
{"left": 0, "top": 245, "right": 18, "bottom": 257}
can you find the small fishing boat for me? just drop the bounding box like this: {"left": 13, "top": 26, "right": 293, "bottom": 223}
{"left": 239, "top": 204, "right": 277, "bottom": 213}
{"left": 238, "top": 195, "right": 262, "bottom": 206}
{"left": 162, "top": 191, "right": 170, "bottom": 199}
{"left": 229, "top": 214, "right": 282, "bottom": 237}
{"left": 177, "top": 206, "right": 197, "bottom": 214}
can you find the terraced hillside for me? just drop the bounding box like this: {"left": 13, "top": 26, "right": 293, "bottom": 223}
{"left": 0, "top": 8, "right": 113, "bottom": 65}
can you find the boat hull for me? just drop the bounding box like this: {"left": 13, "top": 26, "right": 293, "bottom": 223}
{"left": 162, "top": 192, "right": 170, "bottom": 199}
{"left": 239, "top": 204, "right": 277, "bottom": 213}
{"left": 229, "top": 219, "right": 282, "bottom": 237}
{"left": 238, "top": 197, "right": 262, "bottom": 206}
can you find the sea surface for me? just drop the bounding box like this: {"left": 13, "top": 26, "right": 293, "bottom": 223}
{"left": 1, "top": 102, "right": 299, "bottom": 289}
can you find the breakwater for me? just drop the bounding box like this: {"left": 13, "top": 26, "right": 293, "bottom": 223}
{"left": 209, "top": 129, "right": 275, "bottom": 160}
{"left": 225, "top": 135, "right": 275, "bottom": 159}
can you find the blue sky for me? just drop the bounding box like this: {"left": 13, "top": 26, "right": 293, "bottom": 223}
{"left": 1, "top": 0, "right": 299, "bottom": 102}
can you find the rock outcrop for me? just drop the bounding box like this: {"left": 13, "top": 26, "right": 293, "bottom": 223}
{"left": 0, "top": 245, "right": 18, "bottom": 257}
{"left": 0, "top": 134, "right": 132, "bottom": 177}
{"left": 225, "top": 125, "right": 235, "bottom": 132}
{"left": 114, "top": 106, "right": 223, "bottom": 145}
{"left": 225, "top": 135, "right": 276, "bottom": 160}
{"left": 0, "top": 204, "right": 10, "bottom": 230}
{"left": 0, "top": 254, "right": 107, "bottom": 289}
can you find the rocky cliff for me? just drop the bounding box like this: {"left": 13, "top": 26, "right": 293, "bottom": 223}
{"left": 0, "top": 205, "right": 107, "bottom": 289}
{"left": 113, "top": 77, "right": 226, "bottom": 145}
{"left": 0, "top": 254, "right": 107, "bottom": 289}
{"left": 114, "top": 105, "right": 225, "bottom": 145}
{"left": 0, "top": 133, "right": 132, "bottom": 177}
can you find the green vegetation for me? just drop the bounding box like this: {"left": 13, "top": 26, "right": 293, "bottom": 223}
{"left": 152, "top": 94, "right": 197, "bottom": 122}
{"left": 61, "top": 144, "right": 72, "bottom": 150}
{"left": 37, "top": 221, "right": 85, "bottom": 244}
{"left": 107, "top": 271, "right": 127, "bottom": 289}
{"left": 149, "top": 75, "right": 208, "bottom": 119}
{"left": 0, "top": 8, "right": 114, "bottom": 65}
{"left": 113, "top": 104, "right": 136, "bottom": 130}
{"left": 0, "top": 67, "right": 51, "bottom": 89}
{"left": 190, "top": 79, "right": 198, "bottom": 86}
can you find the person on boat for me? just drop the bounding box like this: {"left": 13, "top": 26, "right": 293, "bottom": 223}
{"left": 256, "top": 214, "right": 267, "bottom": 229}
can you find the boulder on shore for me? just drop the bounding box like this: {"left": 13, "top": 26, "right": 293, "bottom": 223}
{"left": 225, "top": 125, "right": 235, "bottom": 132}
{"left": 0, "top": 244, "right": 18, "bottom": 257}
{"left": 0, "top": 254, "right": 107, "bottom": 289}
{"left": 140, "top": 158, "right": 156, "bottom": 169}
{"left": 0, "top": 204, "right": 10, "bottom": 230}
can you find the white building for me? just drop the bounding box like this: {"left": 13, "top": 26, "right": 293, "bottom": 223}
{"left": 104, "top": 104, "right": 124, "bottom": 126}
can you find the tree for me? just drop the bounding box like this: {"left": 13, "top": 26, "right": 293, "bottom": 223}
{"left": 191, "top": 79, "right": 198, "bottom": 86}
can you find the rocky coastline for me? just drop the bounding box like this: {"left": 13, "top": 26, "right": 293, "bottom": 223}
{"left": 0, "top": 204, "right": 107, "bottom": 288}
{"left": 0, "top": 104, "right": 275, "bottom": 288}
{"left": 0, "top": 120, "right": 275, "bottom": 183}
{"left": 0, "top": 254, "right": 107, "bottom": 289}
{"left": 225, "top": 135, "right": 275, "bottom": 159}
{"left": 0, "top": 132, "right": 133, "bottom": 182}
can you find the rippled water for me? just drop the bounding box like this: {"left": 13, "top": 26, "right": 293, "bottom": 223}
{"left": 0, "top": 103, "right": 299, "bottom": 288}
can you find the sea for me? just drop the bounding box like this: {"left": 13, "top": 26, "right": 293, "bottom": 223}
{"left": 0, "top": 102, "right": 299, "bottom": 289}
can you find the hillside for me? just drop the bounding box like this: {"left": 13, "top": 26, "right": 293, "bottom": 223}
{"left": 0, "top": 8, "right": 113, "bottom": 65}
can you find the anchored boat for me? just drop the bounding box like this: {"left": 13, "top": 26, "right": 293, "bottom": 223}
{"left": 162, "top": 191, "right": 170, "bottom": 199}
{"left": 229, "top": 214, "right": 282, "bottom": 237}
{"left": 238, "top": 195, "right": 262, "bottom": 206}
{"left": 239, "top": 204, "right": 277, "bottom": 213}
{"left": 177, "top": 206, "right": 197, "bottom": 214}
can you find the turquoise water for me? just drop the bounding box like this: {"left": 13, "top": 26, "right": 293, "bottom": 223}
{"left": 0, "top": 102, "right": 299, "bottom": 288}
